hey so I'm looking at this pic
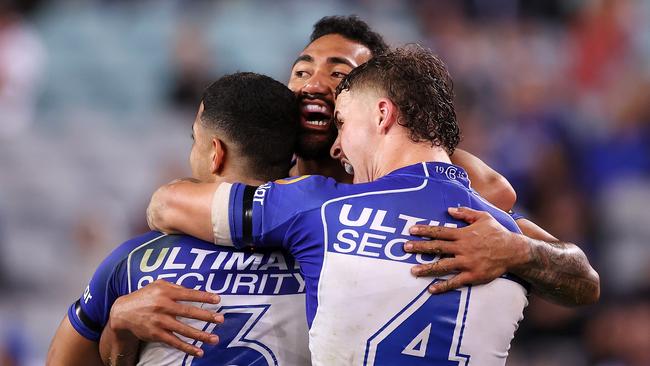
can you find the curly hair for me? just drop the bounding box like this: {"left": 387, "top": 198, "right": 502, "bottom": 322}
{"left": 335, "top": 45, "right": 460, "bottom": 154}
{"left": 310, "top": 15, "right": 389, "bottom": 57}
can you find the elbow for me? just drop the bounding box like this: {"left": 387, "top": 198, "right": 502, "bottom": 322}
{"left": 490, "top": 174, "right": 517, "bottom": 212}
{"left": 147, "top": 184, "right": 180, "bottom": 233}
{"left": 582, "top": 268, "right": 601, "bottom": 306}
{"left": 565, "top": 263, "right": 600, "bottom": 307}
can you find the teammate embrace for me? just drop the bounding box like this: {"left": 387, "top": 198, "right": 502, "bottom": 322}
{"left": 48, "top": 16, "right": 599, "bottom": 366}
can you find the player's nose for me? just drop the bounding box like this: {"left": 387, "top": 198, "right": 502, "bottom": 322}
{"left": 330, "top": 135, "right": 343, "bottom": 160}
{"left": 302, "top": 73, "right": 332, "bottom": 96}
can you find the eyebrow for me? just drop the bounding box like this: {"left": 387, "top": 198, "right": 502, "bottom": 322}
{"left": 292, "top": 54, "right": 356, "bottom": 69}
{"left": 292, "top": 54, "right": 313, "bottom": 67}
{"left": 327, "top": 56, "right": 355, "bottom": 69}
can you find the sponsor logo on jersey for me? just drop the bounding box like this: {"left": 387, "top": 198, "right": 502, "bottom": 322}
{"left": 327, "top": 203, "right": 459, "bottom": 265}
{"left": 130, "top": 244, "right": 304, "bottom": 296}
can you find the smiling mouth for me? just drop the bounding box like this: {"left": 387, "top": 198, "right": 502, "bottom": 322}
{"left": 300, "top": 101, "right": 333, "bottom": 131}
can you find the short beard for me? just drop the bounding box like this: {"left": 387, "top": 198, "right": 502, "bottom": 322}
{"left": 295, "top": 130, "right": 338, "bottom": 160}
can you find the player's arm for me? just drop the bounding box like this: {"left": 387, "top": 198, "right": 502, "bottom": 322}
{"left": 147, "top": 178, "right": 221, "bottom": 243}
{"left": 48, "top": 239, "right": 132, "bottom": 366}
{"left": 450, "top": 149, "right": 516, "bottom": 212}
{"left": 149, "top": 178, "right": 297, "bottom": 250}
{"left": 404, "top": 207, "right": 600, "bottom": 306}
{"left": 99, "top": 323, "right": 139, "bottom": 366}
{"left": 507, "top": 217, "right": 600, "bottom": 305}
{"left": 47, "top": 315, "right": 103, "bottom": 366}
{"left": 98, "top": 280, "right": 222, "bottom": 360}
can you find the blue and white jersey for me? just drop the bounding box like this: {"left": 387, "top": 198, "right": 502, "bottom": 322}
{"left": 213, "top": 162, "right": 529, "bottom": 366}
{"left": 68, "top": 231, "right": 310, "bottom": 366}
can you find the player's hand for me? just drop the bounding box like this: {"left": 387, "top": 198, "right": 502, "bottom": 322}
{"left": 108, "top": 279, "right": 224, "bottom": 358}
{"left": 404, "top": 207, "right": 528, "bottom": 294}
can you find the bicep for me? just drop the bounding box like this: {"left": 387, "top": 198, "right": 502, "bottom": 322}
{"left": 47, "top": 315, "right": 103, "bottom": 366}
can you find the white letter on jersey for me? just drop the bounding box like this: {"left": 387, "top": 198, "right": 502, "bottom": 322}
{"left": 398, "top": 214, "right": 426, "bottom": 235}
{"left": 259, "top": 252, "right": 289, "bottom": 271}
{"left": 140, "top": 248, "right": 169, "bottom": 272}
{"left": 232, "top": 274, "right": 259, "bottom": 294}
{"left": 163, "top": 247, "right": 186, "bottom": 270}
{"left": 402, "top": 323, "right": 432, "bottom": 357}
{"left": 370, "top": 210, "right": 396, "bottom": 233}
{"left": 333, "top": 229, "right": 358, "bottom": 253}
{"left": 190, "top": 248, "right": 216, "bottom": 269}
{"left": 83, "top": 285, "right": 92, "bottom": 304}
{"left": 339, "top": 204, "right": 372, "bottom": 226}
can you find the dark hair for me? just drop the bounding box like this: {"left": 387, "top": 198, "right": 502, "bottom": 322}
{"left": 310, "top": 15, "right": 389, "bottom": 57}
{"left": 200, "top": 72, "right": 299, "bottom": 180}
{"left": 336, "top": 45, "right": 460, "bottom": 154}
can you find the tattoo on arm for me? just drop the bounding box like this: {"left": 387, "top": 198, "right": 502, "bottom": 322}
{"left": 511, "top": 238, "right": 600, "bottom": 306}
{"left": 106, "top": 352, "right": 138, "bottom": 366}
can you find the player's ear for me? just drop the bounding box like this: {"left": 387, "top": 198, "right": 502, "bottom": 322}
{"left": 377, "top": 98, "right": 396, "bottom": 134}
{"left": 211, "top": 138, "right": 226, "bottom": 175}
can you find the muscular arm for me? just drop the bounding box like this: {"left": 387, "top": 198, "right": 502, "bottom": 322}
{"left": 405, "top": 207, "right": 600, "bottom": 306}
{"left": 147, "top": 179, "right": 220, "bottom": 242}
{"left": 509, "top": 218, "right": 600, "bottom": 306}
{"left": 47, "top": 315, "right": 103, "bottom": 366}
{"left": 451, "top": 149, "right": 516, "bottom": 212}
{"left": 99, "top": 323, "right": 139, "bottom": 366}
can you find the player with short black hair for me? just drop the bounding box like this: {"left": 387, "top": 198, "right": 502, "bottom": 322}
{"left": 310, "top": 15, "right": 389, "bottom": 57}
{"left": 199, "top": 72, "right": 299, "bottom": 181}
{"left": 47, "top": 72, "right": 310, "bottom": 366}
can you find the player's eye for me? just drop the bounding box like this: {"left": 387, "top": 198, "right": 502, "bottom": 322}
{"left": 294, "top": 70, "right": 310, "bottom": 78}
{"left": 332, "top": 71, "right": 347, "bottom": 79}
{"left": 191, "top": 133, "right": 195, "bottom": 141}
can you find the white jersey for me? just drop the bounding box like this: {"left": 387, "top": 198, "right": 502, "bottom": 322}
{"left": 215, "top": 162, "right": 529, "bottom": 365}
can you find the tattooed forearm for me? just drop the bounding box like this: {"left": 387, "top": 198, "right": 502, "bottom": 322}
{"left": 510, "top": 237, "right": 600, "bottom": 306}
{"left": 106, "top": 352, "right": 138, "bottom": 366}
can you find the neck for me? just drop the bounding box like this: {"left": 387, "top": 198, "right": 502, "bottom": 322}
{"left": 215, "top": 163, "right": 266, "bottom": 186}
{"left": 291, "top": 156, "right": 353, "bottom": 183}
{"left": 361, "top": 137, "right": 451, "bottom": 183}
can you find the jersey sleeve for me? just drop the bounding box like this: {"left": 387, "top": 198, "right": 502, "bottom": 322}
{"left": 224, "top": 175, "right": 336, "bottom": 250}
{"left": 67, "top": 231, "right": 162, "bottom": 341}
{"left": 508, "top": 210, "right": 526, "bottom": 221}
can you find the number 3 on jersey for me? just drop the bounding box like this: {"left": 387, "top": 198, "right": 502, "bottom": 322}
{"left": 188, "top": 305, "right": 278, "bottom": 366}
{"left": 364, "top": 286, "right": 471, "bottom": 365}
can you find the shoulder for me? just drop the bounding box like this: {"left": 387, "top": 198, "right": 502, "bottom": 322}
{"left": 105, "top": 231, "right": 169, "bottom": 264}
{"left": 468, "top": 192, "right": 522, "bottom": 234}
{"left": 239, "top": 175, "right": 348, "bottom": 210}
{"left": 89, "top": 231, "right": 168, "bottom": 289}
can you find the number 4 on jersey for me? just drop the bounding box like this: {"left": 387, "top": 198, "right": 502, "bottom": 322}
{"left": 365, "top": 286, "right": 472, "bottom": 366}
{"left": 402, "top": 323, "right": 432, "bottom": 357}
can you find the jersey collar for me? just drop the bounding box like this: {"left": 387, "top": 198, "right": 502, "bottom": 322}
{"left": 384, "top": 162, "right": 471, "bottom": 189}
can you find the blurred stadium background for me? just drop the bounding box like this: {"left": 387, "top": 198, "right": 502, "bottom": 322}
{"left": 0, "top": 0, "right": 649, "bottom": 365}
